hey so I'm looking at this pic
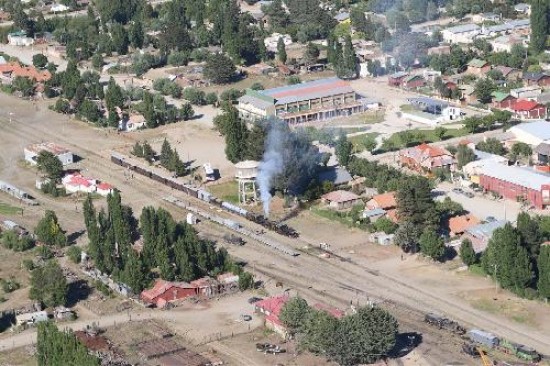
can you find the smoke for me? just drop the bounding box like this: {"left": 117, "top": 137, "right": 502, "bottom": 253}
{"left": 258, "top": 122, "right": 285, "bottom": 217}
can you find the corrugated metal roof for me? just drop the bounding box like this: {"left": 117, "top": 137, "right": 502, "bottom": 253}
{"left": 443, "top": 23, "right": 480, "bottom": 34}
{"left": 468, "top": 58, "right": 488, "bottom": 68}
{"left": 509, "top": 120, "right": 550, "bottom": 141}
{"left": 238, "top": 94, "right": 273, "bottom": 109}
{"left": 480, "top": 161, "right": 550, "bottom": 190}
{"left": 261, "top": 77, "right": 355, "bottom": 105}
{"left": 465, "top": 220, "right": 507, "bottom": 239}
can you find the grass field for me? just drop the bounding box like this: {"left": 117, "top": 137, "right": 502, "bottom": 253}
{"left": 378, "top": 127, "right": 470, "bottom": 152}
{"left": 349, "top": 132, "right": 380, "bottom": 152}
{"left": 0, "top": 201, "right": 23, "bottom": 215}
{"left": 207, "top": 181, "right": 239, "bottom": 204}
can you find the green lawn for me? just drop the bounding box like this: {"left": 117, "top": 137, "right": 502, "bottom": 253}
{"left": 207, "top": 181, "right": 239, "bottom": 204}
{"left": 0, "top": 202, "right": 23, "bottom": 216}
{"left": 379, "top": 127, "right": 470, "bottom": 152}
{"left": 349, "top": 132, "right": 380, "bottom": 152}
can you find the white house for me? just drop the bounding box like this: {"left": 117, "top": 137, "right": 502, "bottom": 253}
{"left": 62, "top": 174, "right": 97, "bottom": 194}
{"left": 96, "top": 182, "right": 114, "bottom": 196}
{"left": 510, "top": 86, "right": 542, "bottom": 99}
{"left": 508, "top": 121, "right": 550, "bottom": 146}
{"left": 403, "top": 97, "right": 462, "bottom": 126}
{"left": 490, "top": 35, "right": 525, "bottom": 53}
{"left": 264, "top": 33, "right": 292, "bottom": 52}
{"left": 119, "top": 114, "right": 146, "bottom": 131}
{"left": 50, "top": 3, "right": 70, "bottom": 12}
{"left": 24, "top": 143, "right": 73, "bottom": 166}
{"left": 441, "top": 24, "right": 480, "bottom": 44}
{"left": 7, "top": 32, "right": 34, "bottom": 47}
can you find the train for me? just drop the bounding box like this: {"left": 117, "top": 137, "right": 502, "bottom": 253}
{"left": 110, "top": 152, "right": 299, "bottom": 239}
{"left": 424, "top": 313, "right": 541, "bottom": 362}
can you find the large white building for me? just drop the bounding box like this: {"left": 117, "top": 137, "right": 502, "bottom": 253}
{"left": 508, "top": 120, "right": 550, "bottom": 146}
{"left": 24, "top": 143, "right": 73, "bottom": 166}
{"left": 441, "top": 24, "right": 480, "bottom": 44}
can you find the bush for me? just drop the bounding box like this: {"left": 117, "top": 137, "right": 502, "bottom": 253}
{"left": 183, "top": 87, "right": 206, "bottom": 105}
{"left": 22, "top": 259, "right": 35, "bottom": 271}
{"left": 219, "top": 88, "right": 243, "bottom": 102}
{"left": 0, "top": 278, "right": 20, "bottom": 293}
{"left": 67, "top": 246, "right": 82, "bottom": 264}
{"left": 205, "top": 92, "right": 218, "bottom": 105}
{"left": 374, "top": 217, "right": 398, "bottom": 234}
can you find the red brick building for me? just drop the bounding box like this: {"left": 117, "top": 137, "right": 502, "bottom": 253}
{"left": 402, "top": 75, "right": 426, "bottom": 90}
{"left": 388, "top": 72, "right": 408, "bottom": 87}
{"left": 510, "top": 99, "right": 547, "bottom": 120}
{"left": 491, "top": 92, "right": 516, "bottom": 109}
{"left": 479, "top": 162, "right": 550, "bottom": 209}
{"left": 141, "top": 280, "right": 198, "bottom": 308}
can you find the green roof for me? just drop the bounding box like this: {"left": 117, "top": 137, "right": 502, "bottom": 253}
{"left": 246, "top": 88, "right": 275, "bottom": 104}
{"left": 468, "top": 58, "right": 488, "bottom": 68}
{"left": 491, "top": 91, "right": 509, "bottom": 102}
{"left": 404, "top": 74, "right": 423, "bottom": 83}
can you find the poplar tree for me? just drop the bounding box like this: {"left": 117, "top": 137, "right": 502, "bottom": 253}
{"left": 537, "top": 244, "right": 550, "bottom": 298}
{"left": 530, "top": 0, "right": 548, "bottom": 54}
{"left": 277, "top": 37, "right": 287, "bottom": 64}
{"left": 223, "top": 106, "right": 249, "bottom": 163}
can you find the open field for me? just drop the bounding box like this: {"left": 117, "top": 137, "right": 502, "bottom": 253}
{"left": 0, "top": 202, "right": 23, "bottom": 216}
{"left": 0, "top": 346, "right": 36, "bottom": 366}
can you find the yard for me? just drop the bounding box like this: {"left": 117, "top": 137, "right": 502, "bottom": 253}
{"left": 0, "top": 201, "right": 23, "bottom": 215}
{"left": 349, "top": 132, "right": 379, "bottom": 152}
{"left": 377, "top": 127, "right": 470, "bottom": 152}
{"left": 206, "top": 180, "right": 239, "bottom": 204}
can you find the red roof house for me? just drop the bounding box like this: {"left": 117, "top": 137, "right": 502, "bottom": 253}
{"left": 399, "top": 143, "right": 456, "bottom": 172}
{"left": 312, "top": 303, "right": 345, "bottom": 318}
{"left": 141, "top": 280, "right": 198, "bottom": 307}
{"left": 254, "top": 295, "right": 290, "bottom": 337}
{"left": 448, "top": 214, "right": 480, "bottom": 237}
{"left": 0, "top": 62, "right": 51, "bottom": 84}
{"left": 366, "top": 192, "right": 397, "bottom": 210}
{"left": 321, "top": 190, "right": 362, "bottom": 210}
{"left": 511, "top": 99, "right": 546, "bottom": 120}
{"left": 402, "top": 74, "right": 426, "bottom": 90}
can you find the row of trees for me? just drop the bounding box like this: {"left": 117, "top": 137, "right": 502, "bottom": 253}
{"left": 83, "top": 193, "right": 242, "bottom": 293}
{"left": 37, "top": 322, "right": 99, "bottom": 366}
{"left": 279, "top": 297, "right": 398, "bottom": 366}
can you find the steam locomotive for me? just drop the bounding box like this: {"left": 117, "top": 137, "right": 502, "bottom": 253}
{"left": 110, "top": 152, "right": 299, "bottom": 239}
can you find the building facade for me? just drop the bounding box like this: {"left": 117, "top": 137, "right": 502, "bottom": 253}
{"left": 24, "top": 142, "right": 73, "bottom": 166}
{"left": 237, "top": 78, "right": 371, "bottom": 124}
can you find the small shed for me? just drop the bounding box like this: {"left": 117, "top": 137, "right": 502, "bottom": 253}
{"left": 321, "top": 190, "right": 362, "bottom": 210}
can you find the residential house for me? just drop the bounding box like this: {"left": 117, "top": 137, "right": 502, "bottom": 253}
{"left": 254, "top": 295, "right": 290, "bottom": 338}
{"left": 490, "top": 35, "right": 524, "bottom": 53}
{"left": 441, "top": 24, "right": 480, "bottom": 44}
{"left": 318, "top": 167, "right": 353, "bottom": 186}
{"left": 62, "top": 174, "right": 96, "bottom": 194}
{"left": 321, "top": 190, "right": 362, "bottom": 210}
{"left": 216, "top": 272, "right": 239, "bottom": 287}
{"left": 50, "top": 3, "right": 70, "bottom": 12}
{"left": 53, "top": 306, "right": 75, "bottom": 320}
{"left": 509, "top": 121, "right": 550, "bottom": 146}
{"left": 466, "top": 59, "right": 490, "bottom": 76}
{"left": 96, "top": 182, "right": 114, "bottom": 196}
{"left": 462, "top": 220, "right": 507, "bottom": 253}
{"left": 510, "top": 86, "right": 542, "bottom": 99}
{"left": 119, "top": 114, "right": 146, "bottom": 131}
{"left": 388, "top": 71, "right": 409, "bottom": 87}
{"left": 0, "top": 63, "right": 51, "bottom": 84}
{"left": 264, "top": 33, "right": 292, "bottom": 52}
{"left": 366, "top": 192, "right": 397, "bottom": 210}
{"left": 491, "top": 92, "right": 516, "bottom": 109}
{"left": 141, "top": 280, "right": 198, "bottom": 308}
{"left": 190, "top": 277, "right": 220, "bottom": 297}
{"left": 402, "top": 74, "right": 426, "bottom": 90}
{"left": 459, "top": 85, "right": 477, "bottom": 104}
{"left": 479, "top": 161, "right": 550, "bottom": 209}
{"left": 334, "top": 11, "right": 350, "bottom": 23}
{"left": 46, "top": 45, "right": 67, "bottom": 59}
{"left": 448, "top": 214, "right": 480, "bottom": 237}
{"left": 494, "top": 66, "right": 521, "bottom": 81}
{"left": 399, "top": 143, "right": 456, "bottom": 172}
{"left": 472, "top": 12, "right": 500, "bottom": 23}
{"left": 534, "top": 143, "right": 550, "bottom": 164}
{"left": 24, "top": 142, "right": 73, "bottom": 166}
{"left": 423, "top": 69, "right": 442, "bottom": 83}
{"left": 523, "top": 72, "right": 550, "bottom": 87}
{"left": 514, "top": 3, "right": 531, "bottom": 14}
{"left": 361, "top": 208, "right": 387, "bottom": 222}
{"left": 427, "top": 45, "right": 451, "bottom": 56}
{"left": 405, "top": 97, "right": 462, "bottom": 125}
{"left": 510, "top": 99, "right": 546, "bottom": 120}
{"left": 7, "top": 31, "right": 34, "bottom": 46}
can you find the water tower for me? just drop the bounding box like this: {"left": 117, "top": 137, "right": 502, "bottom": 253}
{"left": 234, "top": 160, "right": 259, "bottom": 204}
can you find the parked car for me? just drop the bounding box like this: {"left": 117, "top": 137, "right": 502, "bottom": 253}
{"left": 451, "top": 188, "right": 463, "bottom": 194}
{"left": 248, "top": 297, "right": 263, "bottom": 304}
{"left": 463, "top": 191, "right": 474, "bottom": 198}
{"left": 241, "top": 314, "right": 252, "bottom": 321}
{"left": 485, "top": 216, "right": 496, "bottom": 222}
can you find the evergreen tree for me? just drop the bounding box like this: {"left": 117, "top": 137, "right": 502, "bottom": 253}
{"left": 222, "top": 106, "right": 249, "bottom": 163}
{"left": 396, "top": 176, "right": 439, "bottom": 233}
{"left": 339, "top": 35, "right": 357, "bottom": 79}
{"left": 335, "top": 132, "right": 353, "bottom": 167}
{"left": 36, "top": 151, "right": 64, "bottom": 181}
{"left": 105, "top": 77, "right": 124, "bottom": 111}
{"left": 128, "top": 19, "right": 144, "bottom": 49}
{"left": 459, "top": 239, "right": 477, "bottom": 266}
{"left": 122, "top": 250, "right": 147, "bottom": 293}
{"left": 35, "top": 210, "right": 67, "bottom": 247}
{"left": 30, "top": 260, "right": 68, "bottom": 307}
{"left": 37, "top": 322, "right": 100, "bottom": 366}
{"left": 143, "top": 92, "right": 157, "bottom": 129}
{"left": 419, "top": 229, "right": 445, "bottom": 260}
{"left": 83, "top": 195, "right": 100, "bottom": 260}
{"left": 277, "top": 37, "right": 287, "bottom": 64}
{"left": 517, "top": 212, "right": 542, "bottom": 258}
{"left": 530, "top": 0, "right": 548, "bottom": 54}
{"left": 203, "top": 53, "right": 236, "bottom": 84}
{"left": 279, "top": 297, "right": 310, "bottom": 334}
{"left": 246, "top": 122, "right": 267, "bottom": 160}
{"left": 537, "top": 244, "right": 550, "bottom": 298}
{"left": 132, "top": 142, "right": 144, "bottom": 157}
{"left": 160, "top": 138, "right": 173, "bottom": 168}
{"left": 301, "top": 310, "right": 339, "bottom": 355}
{"left": 483, "top": 224, "right": 533, "bottom": 293}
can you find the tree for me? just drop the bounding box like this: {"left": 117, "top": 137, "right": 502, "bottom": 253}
{"left": 516, "top": 212, "right": 541, "bottom": 257}
{"left": 482, "top": 224, "right": 533, "bottom": 294}
{"left": 238, "top": 272, "right": 254, "bottom": 290}
{"left": 530, "top": 0, "right": 548, "bottom": 54}
{"left": 460, "top": 239, "right": 477, "bottom": 266}
{"left": 374, "top": 217, "right": 398, "bottom": 234}
{"left": 463, "top": 117, "right": 481, "bottom": 134}
{"left": 35, "top": 210, "right": 67, "bottom": 247}
{"left": 279, "top": 296, "right": 310, "bottom": 334}
{"left": 474, "top": 78, "right": 496, "bottom": 104}
{"left": 419, "top": 230, "right": 445, "bottom": 260}
{"left": 128, "top": 19, "right": 144, "bottom": 49}
{"left": 434, "top": 126, "right": 446, "bottom": 141}
{"left": 32, "top": 54, "right": 48, "bottom": 69}
{"left": 277, "top": 37, "right": 287, "bottom": 64}
{"left": 396, "top": 176, "right": 439, "bottom": 232}
{"left": 394, "top": 221, "right": 420, "bottom": 253}
{"left": 36, "top": 151, "right": 63, "bottom": 181}
{"left": 246, "top": 122, "right": 267, "bottom": 161}
{"left": 67, "top": 246, "right": 82, "bottom": 263}
{"left": 335, "top": 132, "right": 353, "bottom": 167}
{"left": 203, "top": 53, "right": 236, "bottom": 84}
{"left": 91, "top": 53, "right": 103, "bottom": 70}
{"left": 105, "top": 77, "right": 124, "bottom": 111}
{"left": 37, "top": 322, "right": 100, "bottom": 366}
{"left": 509, "top": 142, "right": 532, "bottom": 163}
{"left": 301, "top": 310, "right": 339, "bottom": 355}
{"left": 303, "top": 42, "right": 320, "bottom": 66}
{"left": 331, "top": 306, "right": 397, "bottom": 365}
{"left": 476, "top": 138, "right": 506, "bottom": 156}
{"left": 30, "top": 260, "right": 68, "bottom": 307}
{"left": 538, "top": 244, "right": 550, "bottom": 298}
{"left": 12, "top": 76, "right": 35, "bottom": 97}
{"left": 456, "top": 144, "right": 476, "bottom": 169}
{"left": 122, "top": 249, "right": 147, "bottom": 293}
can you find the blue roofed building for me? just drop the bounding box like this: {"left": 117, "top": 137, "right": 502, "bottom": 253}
{"left": 237, "top": 78, "right": 375, "bottom": 124}
{"left": 462, "top": 220, "right": 507, "bottom": 253}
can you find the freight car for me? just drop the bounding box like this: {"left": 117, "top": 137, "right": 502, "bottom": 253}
{"left": 467, "top": 329, "right": 541, "bottom": 363}
{"left": 111, "top": 152, "right": 300, "bottom": 238}
{"left": 424, "top": 313, "right": 465, "bottom": 335}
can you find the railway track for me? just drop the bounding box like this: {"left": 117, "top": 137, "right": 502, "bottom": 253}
{"left": 2, "top": 108, "right": 550, "bottom": 359}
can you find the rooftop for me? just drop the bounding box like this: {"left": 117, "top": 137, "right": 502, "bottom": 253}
{"left": 260, "top": 77, "right": 355, "bottom": 105}
{"left": 255, "top": 295, "right": 289, "bottom": 317}
{"left": 465, "top": 220, "right": 507, "bottom": 242}
{"left": 443, "top": 23, "right": 480, "bottom": 34}
{"left": 318, "top": 167, "right": 353, "bottom": 185}
{"left": 369, "top": 191, "right": 397, "bottom": 209}
{"left": 408, "top": 97, "right": 449, "bottom": 112}
{"left": 0, "top": 62, "right": 51, "bottom": 82}
{"left": 491, "top": 91, "right": 511, "bottom": 102}
{"left": 513, "top": 99, "right": 543, "bottom": 111}
{"left": 480, "top": 161, "right": 550, "bottom": 190}
{"left": 322, "top": 190, "right": 361, "bottom": 203}
{"left": 467, "top": 58, "right": 488, "bottom": 68}
{"left": 25, "top": 142, "right": 70, "bottom": 155}
{"left": 389, "top": 71, "right": 409, "bottom": 79}
{"left": 449, "top": 214, "right": 480, "bottom": 234}
{"left": 141, "top": 280, "right": 195, "bottom": 301}
{"left": 523, "top": 72, "right": 548, "bottom": 81}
